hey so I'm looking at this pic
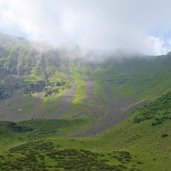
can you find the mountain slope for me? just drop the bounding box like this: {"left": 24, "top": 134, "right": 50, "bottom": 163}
{"left": 1, "top": 33, "right": 171, "bottom": 170}
{"left": 1, "top": 33, "right": 171, "bottom": 134}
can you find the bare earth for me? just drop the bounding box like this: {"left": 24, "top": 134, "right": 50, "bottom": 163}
{"left": 42, "top": 86, "right": 76, "bottom": 119}
{"left": 80, "top": 79, "right": 141, "bottom": 136}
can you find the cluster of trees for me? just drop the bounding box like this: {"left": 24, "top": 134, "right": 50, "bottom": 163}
{"left": 22, "top": 80, "right": 46, "bottom": 94}
{"left": 133, "top": 92, "right": 171, "bottom": 125}
{"left": 0, "top": 140, "right": 140, "bottom": 171}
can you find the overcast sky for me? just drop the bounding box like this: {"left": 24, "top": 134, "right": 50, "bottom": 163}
{"left": 0, "top": 0, "right": 171, "bottom": 55}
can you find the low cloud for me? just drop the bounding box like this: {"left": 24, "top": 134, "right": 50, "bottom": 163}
{"left": 0, "top": 0, "right": 171, "bottom": 55}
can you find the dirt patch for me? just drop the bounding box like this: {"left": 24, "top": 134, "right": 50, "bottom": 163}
{"left": 43, "top": 86, "right": 76, "bottom": 119}
{"left": 0, "top": 92, "right": 43, "bottom": 121}
{"left": 79, "top": 77, "right": 144, "bottom": 136}
{"left": 0, "top": 86, "right": 76, "bottom": 121}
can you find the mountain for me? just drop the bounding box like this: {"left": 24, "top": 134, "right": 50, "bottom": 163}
{"left": 0, "top": 33, "right": 171, "bottom": 171}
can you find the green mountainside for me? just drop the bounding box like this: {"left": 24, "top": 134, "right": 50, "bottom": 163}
{"left": 1, "top": 33, "right": 171, "bottom": 171}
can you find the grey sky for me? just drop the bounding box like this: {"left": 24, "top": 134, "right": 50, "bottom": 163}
{"left": 0, "top": 0, "right": 171, "bottom": 55}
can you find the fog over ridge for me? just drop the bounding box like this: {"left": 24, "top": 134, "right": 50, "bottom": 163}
{"left": 0, "top": 0, "right": 171, "bottom": 55}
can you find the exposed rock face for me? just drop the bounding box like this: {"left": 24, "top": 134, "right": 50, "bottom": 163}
{"left": 0, "top": 85, "right": 13, "bottom": 100}
{"left": 0, "top": 80, "right": 68, "bottom": 100}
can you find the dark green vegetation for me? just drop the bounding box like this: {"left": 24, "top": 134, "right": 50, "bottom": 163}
{"left": 133, "top": 91, "right": 171, "bottom": 125}
{"left": 1, "top": 33, "right": 171, "bottom": 170}
{"left": 0, "top": 141, "right": 141, "bottom": 171}
{"left": 0, "top": 119, "right": 88, "bottom": 138}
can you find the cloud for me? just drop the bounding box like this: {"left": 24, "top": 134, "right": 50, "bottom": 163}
{"left": 0, "top": 0, "right": 171, "bottom": 55}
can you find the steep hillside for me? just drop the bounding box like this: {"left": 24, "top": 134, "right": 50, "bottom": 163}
{"left": 1, "top": 33, "right": 171, "bottom": 135}
{"left": 0, "top": 33, "right": 90, "bottom": 122}
{"left": 94, "top": 54, "right": 171, "bottom": 100}
{"left": 82, "top": 54, "right": 171, "bottom": 134}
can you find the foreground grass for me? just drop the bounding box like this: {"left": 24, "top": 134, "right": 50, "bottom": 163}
{"left": 1, "top": 92, "right": 171, "bottom": 171}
